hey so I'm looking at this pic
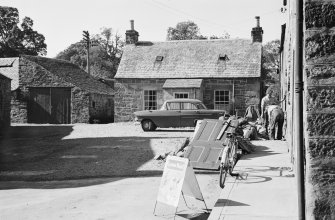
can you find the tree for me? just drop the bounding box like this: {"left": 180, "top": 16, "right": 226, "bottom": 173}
{"left": 262, "top": 40, "right": 280, "bottom": 83}
{"left": 261, "top": 39, "right": 281, "bottom": 97}
{"left": 167, "top": 21, "right": 202, "bottom": 40}
{"left": 167, "top": 21, "right": 230, "bottom": 41}
{"left": 0, "top": 7, "right": 47, "bottom": 57}
{"left": 56, "top": 28, "right": 124, "bottom": 79}
{"left": 209, "top": 31, "right": 230, "bottom": 40}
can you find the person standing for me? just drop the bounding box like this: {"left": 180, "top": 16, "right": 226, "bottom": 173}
{"left": 267, "top": 105, "right": 285, "bottom": 140}
{"left": 260, "top": 88, "right": 278, "bottom": 132}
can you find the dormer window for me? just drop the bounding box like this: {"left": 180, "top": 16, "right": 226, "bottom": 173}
{"left": 156, "top": 56, "right": 164, "bottom": 62}
{"left": 219, "top": 54, "right": 229, "bottom": 61}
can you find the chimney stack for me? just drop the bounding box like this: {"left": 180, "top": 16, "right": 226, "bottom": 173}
{"left": 251, "top": 16, "right": 263, "bottom": 43}
{"left": 126, "top": 20, "right": 139, "bottom": 44}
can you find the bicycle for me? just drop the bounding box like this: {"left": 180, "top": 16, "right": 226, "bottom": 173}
{"left": 217, "top": 118, "right": 240, "bottom": 189}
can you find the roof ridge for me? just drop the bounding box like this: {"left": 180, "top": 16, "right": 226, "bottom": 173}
{"left": 135, "top": 38, "right": 252, "bottom": 44}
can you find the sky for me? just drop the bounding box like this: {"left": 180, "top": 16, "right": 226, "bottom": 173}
{"left": 2, "top": 0, "right": 285, "bottom": 58}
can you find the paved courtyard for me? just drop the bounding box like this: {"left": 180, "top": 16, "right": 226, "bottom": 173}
{"left": 0, "top": 123, "right": 298, "bottom": 219}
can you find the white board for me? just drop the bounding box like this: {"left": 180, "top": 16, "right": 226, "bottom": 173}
{"left": 182, "top": 166, "right": 204, "bottom": 201}
{"left": 156, "top": 156, "right": 204, "bottom": 208}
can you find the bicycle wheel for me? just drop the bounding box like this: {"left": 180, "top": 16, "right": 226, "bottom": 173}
{"left": 219, "top": 147, "right": 230, "bottom": 189}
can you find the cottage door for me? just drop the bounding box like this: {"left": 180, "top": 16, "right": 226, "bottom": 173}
{"left": 51, "top": 88, "right": 71, "bottom": 124}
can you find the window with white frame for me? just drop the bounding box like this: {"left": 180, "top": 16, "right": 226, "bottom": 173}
{"left": 174, "top": 92, "right": 189, "bottom": 99}
{"left": 214, "top": 90, "right": 230, "bottom": 110}
{"left": 144, "top": 90, "right": 157, "bottom": 110}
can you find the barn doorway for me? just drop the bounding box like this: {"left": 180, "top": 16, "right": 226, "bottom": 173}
{"left": 28, "top": 88, "right": 71, "bottom": 124}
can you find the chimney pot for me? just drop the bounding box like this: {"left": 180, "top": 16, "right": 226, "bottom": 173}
{"left": 255, "top": 16, "right": 260, "bottom": 27}
{"left": 130, "top": 20, "right": 134, "bottom": 30}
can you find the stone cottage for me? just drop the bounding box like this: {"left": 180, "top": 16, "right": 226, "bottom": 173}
{"left": 280, "top": 0, "right": 335, "bottom": 219}
{"left": 114, "top": 19, "right": 263, "bottom": 122}
{"left": 0, "top": 56, "right": 114, "bottom": 124}
{"left": 0, "top": 73, "right": 11, "bottom": 130}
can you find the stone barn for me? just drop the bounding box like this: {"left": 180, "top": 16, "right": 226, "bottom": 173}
{"left": 0, "top": 73, "right": 11, "bottom": 130}
{"left": 114, "top": 19, "right": 263, "bottom": 122}
{"left": 0, "top": 56, "right": 114, "bottom": 124}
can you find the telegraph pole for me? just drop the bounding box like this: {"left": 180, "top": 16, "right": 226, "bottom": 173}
{"left": 82, "top": 30, "right": 91, "bottom": 75}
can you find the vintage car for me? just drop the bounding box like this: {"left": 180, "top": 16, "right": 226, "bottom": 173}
{"left": 134, "top": 99, "right": 226, "bottom": 131}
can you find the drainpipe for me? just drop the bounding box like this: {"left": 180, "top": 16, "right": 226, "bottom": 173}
{"left": 294, "top": 0, "right": 305, "bottom": 219}
{"left": 232, "top": 79, "right": 235, "bottom": 116}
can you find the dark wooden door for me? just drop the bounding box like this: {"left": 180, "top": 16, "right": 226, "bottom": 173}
{"left": 28, "top": 88, "right": 51, "bottom": 123}
{"left": 28, "top": 88, "right": 71, "bottom": 124}
{"left": 51, "top": 88, "right": 71, "bottom": 124}
{"left": 184, "top": 119, "right": 239, "bottom": 170}
{"left": 184, "top": 119, "right": 226, "bottom": 170}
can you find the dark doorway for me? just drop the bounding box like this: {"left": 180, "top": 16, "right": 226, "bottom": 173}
{"left": 28, "top": 88, "right": 71, "bottom": 124}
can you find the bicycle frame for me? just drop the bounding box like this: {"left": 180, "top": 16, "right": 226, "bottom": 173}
{"left": 219, "top": 123, "right": 240, "bottom": 189}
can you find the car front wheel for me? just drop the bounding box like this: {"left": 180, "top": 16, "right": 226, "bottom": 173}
{"left": 141, "top": 120, "right": 157, "bottom": 131}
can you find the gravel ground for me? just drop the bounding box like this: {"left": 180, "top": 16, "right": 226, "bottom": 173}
{"left": 0, "top": 123, "right": 195, "bottom": 181}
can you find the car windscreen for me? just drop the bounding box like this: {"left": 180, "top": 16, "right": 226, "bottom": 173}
{"left": 196, "top": 103, "right": 207, "bottom": 109}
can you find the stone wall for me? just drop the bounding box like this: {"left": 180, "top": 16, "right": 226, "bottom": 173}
{"left": 71, "top": 87, "right": 90, "bottom": 123}
{"left": 281, "top": 1, "right": 335, "bottom": 218}
{"left": 11, "top": 91, "right": 28, "bottom": 123}
{"left": 115, "top": 78, "right": 261, "bottom": 122}
{"left": 89, "top": 93, "right": 114, "bottom": 123}
{"left": 305, "top": 1, "right": 335, "bottom": 218}
{"left": 0, "top": 77, "right": 11, "bottom": 130}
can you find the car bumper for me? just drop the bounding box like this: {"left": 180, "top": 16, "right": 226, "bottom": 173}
{"left": 134, "top": 116, "right": 143, "bottom": 123}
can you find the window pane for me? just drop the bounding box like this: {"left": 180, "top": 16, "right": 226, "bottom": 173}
{"left": 214, "top": 90, "right": 230, "bottom": 109}
{"left": 174, "top": 93, "right": 189, "bottom": 99}
{"left": 144, "top": 90, "right": 157, "bottom": 110}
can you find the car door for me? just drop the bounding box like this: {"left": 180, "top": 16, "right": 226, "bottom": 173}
{"left": 180, "top": 102, "right": 201, "bottom": 127}
{"left": 156, "top": 102, "right": 181, "bottom": 128}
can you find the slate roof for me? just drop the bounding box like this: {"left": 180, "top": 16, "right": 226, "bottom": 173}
{"left": 0, "top": 58, "right": 19, "bottom": 90}
{"left": 115, "top": 39, "right": 262, "bottom": 79}
{"left": 0, "top": 56, "right": 114, "bottom": 95}
{"left": 163, "top": 79, "right": 203, "bottom": 88}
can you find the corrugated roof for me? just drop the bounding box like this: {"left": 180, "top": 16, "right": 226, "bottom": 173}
{"left": 163, "top": 79, "right": 203, "bottom": 88}
{"left": 115, "top": 39, "right": 262, "bottom": 79}
{"left": 22, "top": 56, "right": 114, "bottom": 95}
{"left": 0, "top": 58, "right": 19, "bottom": 90}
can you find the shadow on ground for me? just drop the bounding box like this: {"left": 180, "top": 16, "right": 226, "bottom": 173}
{"left": 155, "top": 128, "right": 194, "bottom": 133}
{"left": 241, "top": 144, "right": 280, "bottom": 160}
{"left": 0, "top": 125, "right": 187, "bottom": 189}
{"left": 177, "top": 212, "right": 211, "bottom": 220}
{"left": 214, "top": 199, "right": 249, "bottom": 207}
